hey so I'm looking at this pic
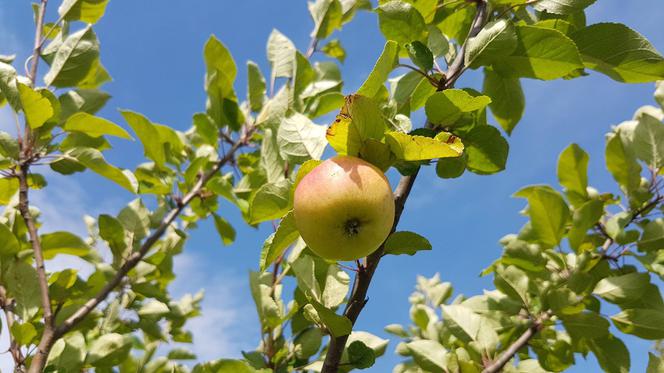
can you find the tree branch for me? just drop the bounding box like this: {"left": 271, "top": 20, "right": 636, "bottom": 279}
{"left": 19, "top": 165, "right": 57, "bottom": 373}
{"left": 28, "top": 0, "right": 48, "bottom": 86}
{"left": 54, "top": 137, "right": 251, "bottom": 338}
{"left": 321, "top": 2, "right": 489, "bottom": 371}
{"left": 482, "top": 312, "right": 551, "bottom": 373}
{"left": 0, "top": 286, "right": 25, "bottom": 370}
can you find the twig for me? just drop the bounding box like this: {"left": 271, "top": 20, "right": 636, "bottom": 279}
{"left": 320, "top": 2, "right": 489, "bottom": 371}
{"left": 28, "top": 0, "right": 48, "bottom": 86}
{"left": 0, "top": 286, "right": 25, "bottom": 370}
{"left": 482, "top": 312, "right": 551, "bottom": 373}
{"left": 54, "top": 136, "right": 251, "bottom": 338}
{"left": 397, "top": 63, "right": 439, "bottom": 86}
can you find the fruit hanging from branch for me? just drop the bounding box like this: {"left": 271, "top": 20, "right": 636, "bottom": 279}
{"left": 293, "top": 155, "right": 395, "bottom": 261}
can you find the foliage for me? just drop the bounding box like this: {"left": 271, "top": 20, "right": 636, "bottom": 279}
{"left": 0, "top": 0, "right": 663, "bottom": 372}
{"left": 389, "top": 86, "right": 664, "bottom": 373}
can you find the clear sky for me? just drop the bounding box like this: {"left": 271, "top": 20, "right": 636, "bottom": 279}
{"left": 1, "top": 1, "right": 663, "bottom": 372}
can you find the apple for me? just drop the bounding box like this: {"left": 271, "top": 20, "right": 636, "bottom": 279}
{"left": 293, "top": 155, "right": 395, "bottom": 261}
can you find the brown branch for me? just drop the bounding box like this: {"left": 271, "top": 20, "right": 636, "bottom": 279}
{"left": 443, "top": 0, "right": 489, "bottom": 90}
{"left": 53, "top": 138, "right": 250, "bottom": 338}
{"left": 1, "top": 286, "right": 25, "bottom": 370}
{"left": 28, "top": 0, "right": 48, "bottom": 86}
{"left": 482, "top": 312, "right": 551, "bottom": 373}
{"left": 19, "top": 165, "right": 57, "bottom": 373}
{"left": 321, "top": 2, "right": 489, "bottom": 372}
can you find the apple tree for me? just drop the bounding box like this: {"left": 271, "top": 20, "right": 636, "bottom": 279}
{"left": 0, "top": 0, "right": 663, "bottom": 372}
{"left": 387, "top": 83, "right": 664, "bottom": 373}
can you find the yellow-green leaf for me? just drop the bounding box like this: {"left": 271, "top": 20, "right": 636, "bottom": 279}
{"left": 385, "top": 131, "right": 463, "bottom": 161}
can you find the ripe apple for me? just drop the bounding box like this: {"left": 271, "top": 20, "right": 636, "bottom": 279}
{"left": 293, "top": 155, "right": 395, "bottom": 261}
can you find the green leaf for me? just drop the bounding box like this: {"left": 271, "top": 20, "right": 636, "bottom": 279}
{"left": 494, "top": 265, "right": 530, "bottom": 306}
{"left": 138, "top": 300, "right": 170, "bottom": 317}
{"left": 18, "top": 83, "right": 54, "bottom": 128}
{"left": 213, "top": 214, "right": 236, "bottom": 246}
{"left": 249, "top": 272, "right": 282, "bottom": 328}
{"left": 321, "top": 39, "right": 346, "bottom": 63}
{"left": 4, "top": 261, "right": 41, "bottom": 320}
{"left": 557, "top": 143, "right": 589, "bottom": 203}
{"left": 0, "top": 223, "right": 20, "bottom": 256}
{"left": 59, "top": 89, "right": 110, "bottom": 120}
{"left": 322, "top": 265, "right": 350, "bottom": 308}
{"left": 347, "top": 341, "right": 375, "bottom": 369}
{"left": 193, "top": 359, "right": 261, "bottom": 373}
{"left": 385, "top": 131, "right": 463, "bottom": 161}
{"left": 69, "top": 147, "right": 137, "bottom": 193}
{"left": 120, "top": 110, "right": 166, "bottom": 167}
{"left": 587, "top": 334, "right": 630, "bottom": 373}
{"left": 277, "top": 113, "right": 328, "bottom": 163}
{"left": 633, "top": 112, "right": 664, "bottom": 169}
{"left": 561, "top": 311, "right": 610, "bottom": 339}
{"left": 10, "top": 322, "right": 37, "bottom": 346}
{"left": 405, "top": 340, "right": 448, "bottom": 373}
{"left": 267, "top": 29, "right": 296, "bottom": 80}
{"left": 46, "top": 332, "right": 85, "bottom": 372}
{"left": 606, "top": 131, "right": 641, "bottom": 194}
{"left": 86, "top": 333, "right": 132, "bottom": 367}
{"left": 204, "top": 35, "right": 237, "bottom": 93}
{"left": 442, "top": 304, "right": 499, "bottom": 352}
{"left": 247, "top": 61, "right": 266, "bottom": 112}
{"left": 345, "top": 94, "right": 388, "bottom": 141}
{"left": 465, "top": 125, "right": 509, "bottom": 174}
{"left": 611, "top": 309, "right": 664, "bottom": 339}
{"left": 167, "top": 348, "right": 197, "bottom": 360}
{"left": 483, "top": 68, "right": 524, "bottom": 134}
{"left": 44, "top": 26, "right": 100, "bottom": 87}
{"left": 593, "top": 272, "right": 650, "bottom": 303}
{"left": 326, "top": 114, "right": 362, "bottom": 156}
{"left": 427, "top": 26, "right": 449, "bottom": 58}
{"left": 384, "top": 231, "right": 432, "bottom": 256}
{"left": 248, "top": 179, "right": 292, "bottom": 224}
{"left": 309, "top": 0, "right": 343, "bottom": 39}
{"left": 648, "top": 353, "right": 664, "bottom": 373}
{"left": 425, "top": 89, "right": 492, "bottom": 125}
{"left": 405, "top": 41, "right": 433, "bottom": 72}
{"left": 293, "top": 327, "right": 323, "bottom": 359}
{"left": 259, "top": 211, "right": 298, "bottom": 272}
{"left": 58, "top": 0, "right": 109, "bottom": 24}
{"left": 376, "top": 1, "right": 426, "bottom": 45}
{"left": 534, "top": 0, "right": 596, "bottom": 15}
{"left": 357, "top": 41, "right": 399, "bottom": 98}
{"left": 260, "top": 128, "right": 286, "bottom": 183}
{"left": 0, "top": 62, "right": 20, "bottom": 111}
{"left": 465, "top": 19, "right": 517, "bottom": 67}
{"left": 307, "top": 296, "right": 352, "bottom": 338}
{"left": 639, "top": 218, "right": 664, "bottom": 252}
{"left": 495, "top": 25, "right": 583, "bottom": 80}
{"left": 568, "top": 199, "right": 604, "bottom": 251}
{"left": 571, "top": 23, "right": 664, "bottom": 83}
{"left": 436, "top": 153, "right": 467, "bottom": 179}
{"left": 41, "top": 231, "right": 90, "bottom": 259}
{"left": 0, "top": 178, "right": 19, "bottom": 206}
{"left": 64, "top": 112, "right": 132, "bottom": 139}
{"left": 514, "top": 186, "right": 569, "bottom": 247}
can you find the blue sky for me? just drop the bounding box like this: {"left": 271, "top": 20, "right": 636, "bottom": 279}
{"left": 1, "top": 1, "right": 663, "bottom": 371}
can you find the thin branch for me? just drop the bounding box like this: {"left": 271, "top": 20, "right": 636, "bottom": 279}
{"left": 54, "top": 136, "right": 251, "bottom": 338}
{"left": 397, "top": 63, "right": 439, "bottom": 87}
{"left": 28, "top": 0, "right": 48, "bottom": 86}
{"left": 19, "top": 164, "right": 57, "bottom": 373}
{"left": 320, "top": 2, "right": 489, "bottom": 371}
{"left": 443, "top": 0, "right": 489, "bottom": 90}
{"left": 482, "top": 312, "right": 551, "bottom": 373}
{"left": 1, "top": 286, "right": 25, "bottom": 370}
